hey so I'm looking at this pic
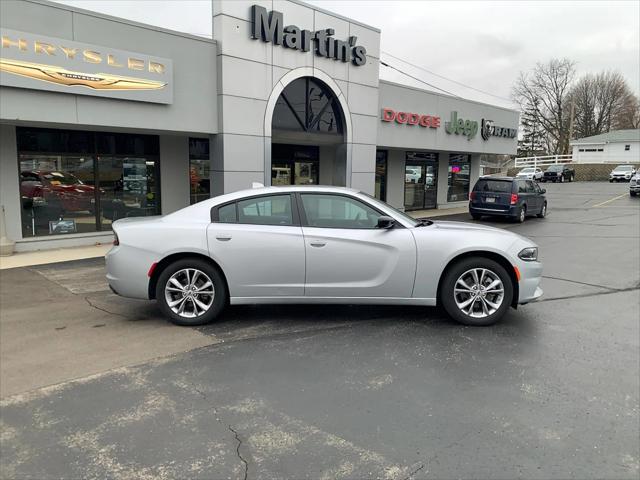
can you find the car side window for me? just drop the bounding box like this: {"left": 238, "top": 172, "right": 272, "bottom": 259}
{"left": 517, "top": 181, "right": 527, "bottom": 193}
{"left": 300, "top": 194, "right": 382, "bottom": 229}
{"left": 525, "top": 180, "right": 536, "bottom": 193}
{"left": 217, "top": 203, "right": 237, "bottom": 223}
{"left": 236, "top": 195, "right": 293, "bottom": 226}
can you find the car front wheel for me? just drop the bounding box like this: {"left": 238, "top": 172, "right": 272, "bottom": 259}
{"left": 440, "top": 257, "right": 514, "bottom": 326}
{"left": 156, "top": 258, "right": 227, "bottom": 326}
{"left": 537, "top": 202, "right": 547, "bottom": 218}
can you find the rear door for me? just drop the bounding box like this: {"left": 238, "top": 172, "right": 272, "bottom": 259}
{"left": 298, "top": 193, "right": 417, "bottom": 298}
{"left": 206, "top": 194, "right": 305, "bottom": 298}
{"left": 524, "top": 180, "right": 540, "bottom": 212}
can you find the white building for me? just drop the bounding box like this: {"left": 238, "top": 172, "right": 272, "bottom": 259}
{"left": 570, "top": 129, "right": 640, "bottom": 164}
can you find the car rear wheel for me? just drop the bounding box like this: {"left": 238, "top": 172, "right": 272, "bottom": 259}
{"left": 156, "top": 258, "right": 227, "bottom": 326}
{"left": 514, "top": 205, "right": 526, "bottom": 223}
{"left": 471, "top": 213, "right": 482, "bottom": 220}
{"left": 537, "top": 202, "right": 547, "bottom": 218}
{"left": 560, "top": 175, "right": 564, "bottom": 183}
{"left": 440, "top": 257, "right": 514, "bottom": 326}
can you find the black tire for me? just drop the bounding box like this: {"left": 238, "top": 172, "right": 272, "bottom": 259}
{"left": 537, "top": 202, "right": 547, "bottom": 218}
{"left": 155, "top": 258, "right": 227, "bottom": 326}
{"left": 471, "top": 213, "right": 482, "bottom": 220}
{"left": 631, "top": 192, "right": 637, "bottom": 197}
{"left": 609, "top": 179, "right": 613, "bottom": 183}
{"left": 514, "top": 205, "right": 526, "bottom": 223}
{"left": 440, "top": 257, "right": 514, "bottom": 326}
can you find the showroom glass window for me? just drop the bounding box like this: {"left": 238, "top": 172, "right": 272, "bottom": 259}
{"left": 189, "top": 138, "right": 210, "bottom": 204}
{"left": 375, "top": 150, "right": 388, "bottom": 202}
{"left": 16, "top": 127, "right": 160, "bottom": 238}
{"left": 447, "top": 154, "right": 471, "bottom": 202}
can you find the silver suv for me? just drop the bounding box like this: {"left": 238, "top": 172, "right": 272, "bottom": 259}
{"left": 630, "top": 174, "right": 639, "bottom": 197}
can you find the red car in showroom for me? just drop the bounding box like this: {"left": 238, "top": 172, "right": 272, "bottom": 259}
{"left": 20, "top": 170, "right": 96, "bottom": 213}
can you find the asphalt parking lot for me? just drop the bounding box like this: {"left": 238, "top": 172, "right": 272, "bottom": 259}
{"left": 1, "top": 181, "right": 639, "bottom": 479}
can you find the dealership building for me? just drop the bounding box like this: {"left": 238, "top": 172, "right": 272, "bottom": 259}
{"left": 0, "top": 0, "right": 519, "bottom": 252}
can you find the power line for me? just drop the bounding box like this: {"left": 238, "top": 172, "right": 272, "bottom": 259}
{"left": 379, "top": 61, "right": 462, "bottom": 98}
{"left": 381, "top": 50, "right": 514, "bottom": 103}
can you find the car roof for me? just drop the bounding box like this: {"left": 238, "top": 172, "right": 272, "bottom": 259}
{"left": 478, "top": 176, "right": 514, "bottom": 182}
{"left": 210, "top": 185, "right": 361, "bottom": 204}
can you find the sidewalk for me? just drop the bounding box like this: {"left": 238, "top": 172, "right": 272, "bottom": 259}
{"left": 0, "top": 244, "right": 111, "bottom": 270}
{"left": 0, "top": 207, "right": 469, "bottom": 270}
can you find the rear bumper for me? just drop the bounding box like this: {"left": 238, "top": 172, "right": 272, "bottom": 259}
{"left": 469, "top": 204, "right": 519, "bottom": 217}
{"left": 105, "top": 245, "right": 155, "bottom": 300}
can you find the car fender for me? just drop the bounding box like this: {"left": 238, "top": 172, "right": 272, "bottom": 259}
{"left": 410, "top": 224, "right": 521, "bottom": 299}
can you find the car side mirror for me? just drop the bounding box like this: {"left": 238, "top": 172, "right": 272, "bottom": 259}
{"left": 377, "top": 216, "right": 395, "bottom": 229}
{"left": 541, "top": 189, "right": 546, "bottom": 194}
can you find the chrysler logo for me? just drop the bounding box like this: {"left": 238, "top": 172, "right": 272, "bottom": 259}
{"left": 0, "top": 58, "right": 167, "bottom": 91}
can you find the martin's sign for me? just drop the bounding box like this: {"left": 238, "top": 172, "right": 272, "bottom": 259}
{"left": 250, "top": 5, "right": 367, "bottom": 66}
{"left": 0, "top": 28, "right": 173, "bottom": 104}
{"left": 481, "top": 119, "right": 517, "bottom": 140}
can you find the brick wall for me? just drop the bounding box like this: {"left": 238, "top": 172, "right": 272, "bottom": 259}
{"left": 507, "top": 163, "right": 640, "bottom": 181}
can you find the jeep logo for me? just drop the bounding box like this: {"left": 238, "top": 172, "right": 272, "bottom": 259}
{"left": 445, "top": 111, "right": 478, "bottom": 140}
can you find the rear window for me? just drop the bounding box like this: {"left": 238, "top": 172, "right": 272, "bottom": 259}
{"left": 473, "top": 180, "right": 513, "bottom": 193}
{"left": 547, "top": 165, "right": 563, "bottom": 172}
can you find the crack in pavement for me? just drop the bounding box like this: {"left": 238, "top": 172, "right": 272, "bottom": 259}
{"left": 401, "top": 463, "right": 425, "bottom": 480}
{"left": 83, "top": 296, "right": 133, "bottom": 319}
{"left": 541, "top": 275, "right": 618, "bottom": 291}
{"left": 229, "top": 425, "right": 249, "bottom": 480}
{"left": 537, "top": 284, "right": 639, "bottom": 303}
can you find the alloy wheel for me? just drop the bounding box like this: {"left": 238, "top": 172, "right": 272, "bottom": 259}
{"left": 519, "top": 207, "right": 526, "bottom": 223}
{"left": 164, "top": 268, "right": 215, "bottom": 318}
{"left": 453, "top": 268, "right": 505, "bottom": 318}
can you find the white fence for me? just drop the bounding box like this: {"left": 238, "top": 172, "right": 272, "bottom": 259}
{"left": 514, "top": 154, "right": 573, "bottom": 168}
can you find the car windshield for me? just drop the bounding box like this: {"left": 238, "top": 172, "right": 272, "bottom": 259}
{"left": 520, "top": 168, "right": 535, "bottom": 173}
{"left": 359, "top": 192, "right": 420, "bottom": 227}
{"left": 547, "top": 165, "right": 564, "bottom": 172}
{"left": 474, "top": 180, "right": 513, "bottom": 193}
{"left": 42, "top": 171, "right": 83, "bottom": 185}
{"left": 614, "top": 165, "right": 633, "bottom": 171}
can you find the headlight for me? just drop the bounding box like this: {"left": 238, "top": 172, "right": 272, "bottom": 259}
{"left": 518, "top": 247, "right": 538, "bottom": 262}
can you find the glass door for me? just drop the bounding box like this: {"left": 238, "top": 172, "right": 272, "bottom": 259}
{"left": 404, "top": 152, "right": 438, "bottom": 210}
{"left": 272, "top": 144, "right": 319, "bottom": 186}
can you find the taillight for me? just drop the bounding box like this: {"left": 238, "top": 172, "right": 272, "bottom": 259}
{"left": 113, "top": 232, "right": 119, "bottom": 246}
{"left": 469, "top": 191, "right": 476, "bottom": 201}
{"left": 510, "top": 194, "right": 518, "bottom": 205}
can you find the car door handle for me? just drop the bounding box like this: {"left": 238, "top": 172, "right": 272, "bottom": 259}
{"left": 215, "top": 235, "right": 232, "bottom": 241}
{"left": 309, "top": 241, "right": 326, "bottom": 248}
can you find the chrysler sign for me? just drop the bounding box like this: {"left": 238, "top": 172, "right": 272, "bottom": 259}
{"left": 250, "top": 5, "right": 367, "bottom": 66}
{"left": 0, "top": 28, "right": 173, "bottom": 104}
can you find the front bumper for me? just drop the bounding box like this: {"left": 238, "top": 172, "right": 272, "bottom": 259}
{"left": 517, "top": 260, "right": 543, "bottom": 304}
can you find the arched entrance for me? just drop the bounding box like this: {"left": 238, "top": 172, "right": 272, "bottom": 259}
{"left": 267, "top": 73, "right": 350, "bottom": 187}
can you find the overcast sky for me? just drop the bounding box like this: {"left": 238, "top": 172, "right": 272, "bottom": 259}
{"left": 53, "top": 0, "right": 640, "bottom": 109}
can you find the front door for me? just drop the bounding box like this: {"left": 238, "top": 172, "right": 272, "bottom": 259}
{"left": 298, "top": 193, "right": 417, "bottom": 298}
{"left": 404, "top": 152, "right": 438, "bottom": 210}
{"left": 206, "top": 194, "right": 305, "bottom": 297}
{"left": 272, "top": 144, "right": 319, "bottom": 186}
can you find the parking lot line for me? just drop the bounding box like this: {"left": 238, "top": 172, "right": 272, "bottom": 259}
{"left": 592, "top": 193, "right": 628, "bottom": 208}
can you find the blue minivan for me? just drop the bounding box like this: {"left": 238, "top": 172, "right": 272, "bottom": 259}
{"left": 469, "top": 177, "right": 547, "bottom": 223}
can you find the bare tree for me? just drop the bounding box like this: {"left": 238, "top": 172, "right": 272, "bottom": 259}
{"left": 613, "top": 93, "right": 640, "bottom": 130}
{"left": 513, "top": 59, "right": 576, "bottom": 155}
{"left": 570, "top": 71, "right": 638, "bottom": 137}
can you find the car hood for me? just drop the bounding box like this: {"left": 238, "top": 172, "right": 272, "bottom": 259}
{"left": 430, "top": 220, "right": 535, "bottom": 244}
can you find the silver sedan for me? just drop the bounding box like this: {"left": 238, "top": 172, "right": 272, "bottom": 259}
{"left": 106, "top": 186, "right": 543, "bottom": 326}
